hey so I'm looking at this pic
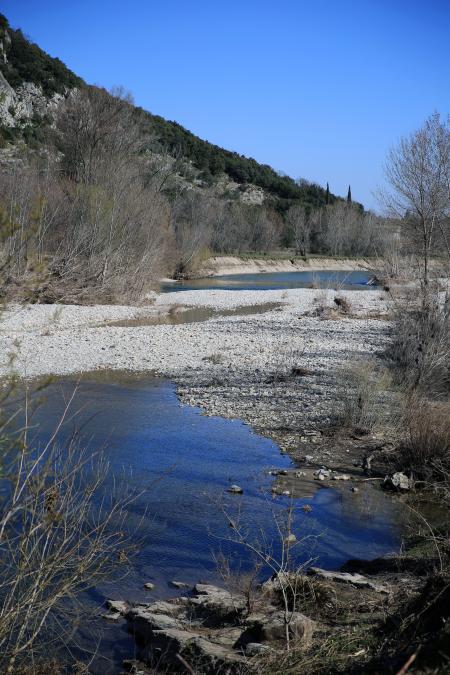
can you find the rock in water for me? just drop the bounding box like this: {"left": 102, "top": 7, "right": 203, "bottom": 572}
{"left": 227, "top": 484, "right": 243, "bottom": 494}
{"left": 170, "top": 580, "right": 190, "bottom": 589}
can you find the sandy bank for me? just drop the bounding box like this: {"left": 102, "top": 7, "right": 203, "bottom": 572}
{"left": 197, "top": 255, "right": 373, "bottom": 277}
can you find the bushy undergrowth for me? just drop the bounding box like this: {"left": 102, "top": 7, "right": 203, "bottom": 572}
{"left": 334, "top": 361, "right": 391, "bottom": 434}
{"left": 399, "top": 398, "right": 450, "bottom": 478}
{"left": 385, "top": 292, "right": 449, "bottom": 398}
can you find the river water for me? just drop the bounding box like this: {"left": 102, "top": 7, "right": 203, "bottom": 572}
{"left": 23, "top": 371, "right": 404, "bottom": 671}
{"left": 161, "top": 270, "right": 375, "bottom": 292}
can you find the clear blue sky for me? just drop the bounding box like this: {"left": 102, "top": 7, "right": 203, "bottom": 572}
{"left": 2, "top": 0, "right": 450, "bottom": 209}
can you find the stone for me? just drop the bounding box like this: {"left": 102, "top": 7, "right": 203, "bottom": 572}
{"left": 245, "top": 642, "right": 273, "bottom": 656}
{"left": 170, "top": 580, "right": 190, "bottom": 589}
{"left": 332, "top": 474, "right": 351, "bottom": 481}
{"left": 383, "top": 472, "right": 412, "bottom": 491}
{"left": 227, "top": 484, "right": 243, "bottom": 494}
{"left": 314, "top": 468, "right": 330, "bottom": 479}
{"left": 351, "top": 487, "right": 359, "bottom": 493}
{"left": 143, "top": 582, "right": 155, "bottom": 590}
{"left": 106, "top": 599, "right": 128, "bottom": 614}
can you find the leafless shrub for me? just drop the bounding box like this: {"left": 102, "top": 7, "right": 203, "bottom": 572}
{"left": 385, "top": 289, "right": 449, "bottom": 397}
{"left": 266, "top": 346, "right": 307, "bottom": 382}
{"left": 218, "top": 498, "right": 316, "bottom": 651}
{"left": 333, "top": 296, "right": 352, "bottom": 314}
{"left": 398, "top": 398, "right": 450, "bottom": 477}
{"left": 334, "top": 361, "right": 391, "bottom": 434}
{"left": 0, "top": 388, "right": 142, "bottom": 672}
{"left": 213, "top": 550, "right": 263, "bottom": 616}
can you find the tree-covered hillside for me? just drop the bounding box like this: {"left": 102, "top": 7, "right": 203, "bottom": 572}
{"left": 0, "top": 12, "right": 347, "bottom": 211}
{"left": 139, "top": 111, "right": 336, "bottom": 208}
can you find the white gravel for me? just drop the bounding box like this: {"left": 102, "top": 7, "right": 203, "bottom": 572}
{"left": 0, "top": 288, "right": 389, "bottom": 381}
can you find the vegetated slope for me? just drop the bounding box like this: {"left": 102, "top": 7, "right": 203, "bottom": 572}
{"left": 0, "top": 12, "right": 348, "bottom": 212}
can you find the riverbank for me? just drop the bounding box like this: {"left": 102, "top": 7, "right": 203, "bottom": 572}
{"left": 1, "top": 287, "right": 447, "bottom": 673}
{"left": 0, "top": 287, "right": 389, "bottom": 469}
{"left": 196, "top": 254, "right": 374, "bottom": 277}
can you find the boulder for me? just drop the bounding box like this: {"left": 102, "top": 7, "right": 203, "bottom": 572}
{"left": 259, "top": 610, "right": 315, "bottom": 643}
{"left": 383, "top": 472, "right": 412, "bottom": 491}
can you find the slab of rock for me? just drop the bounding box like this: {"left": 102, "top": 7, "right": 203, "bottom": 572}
{"left": 190, "top": 584, "right": 245, "bottom": 624}
{"left": 126, "top": 606, "right": 183, "bottom": 642}
{"left": 101, "top": 611, "right": 121, "bottom": 622}
{"left": 170, "top": 580, "right": 191, "bottom": 589}
{"left": 308, "top": 567, "right": 390, "bottom": 593}
{"left": 189, "top": 636, "right": 246, "bottom": 668}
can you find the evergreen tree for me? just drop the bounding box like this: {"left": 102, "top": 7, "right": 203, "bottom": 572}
{"left": 326, "top": 182, "right": 330, "bottom": 204}
{"left": 347, "top": 185, "right": 352, "bottom": 204}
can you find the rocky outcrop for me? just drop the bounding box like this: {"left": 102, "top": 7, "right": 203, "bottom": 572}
{"left": 107, "top": 582, "right": 316, "bottom": 673}
{"left": 0, "top": 76, "right": 65, "bottom": 128}
{"left": 308, "top": 566, "right": 391, "bottom": 594}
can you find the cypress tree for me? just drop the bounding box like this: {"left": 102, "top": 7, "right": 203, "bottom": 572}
{"left": 326, "top": 182, "right": 330, "bottom": 204}
{"left": 347, "top": 185, "right": 352, "bottom": 204}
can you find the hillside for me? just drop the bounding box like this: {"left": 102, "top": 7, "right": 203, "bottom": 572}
{"left": 0, "top": 11, "right": 385, "bottom": 303}
{"left": 0, "top": 12, "right": 344, "bottom": 212}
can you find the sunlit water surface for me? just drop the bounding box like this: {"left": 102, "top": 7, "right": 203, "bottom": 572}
{"left": 24, "top": 373, "right": 403, "bottom": 672}
{"left": 161, "top": 270, "right": 376, "bottom": 292}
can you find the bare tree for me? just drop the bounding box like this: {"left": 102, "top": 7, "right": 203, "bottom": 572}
{"left": 286, "top": 205, "right": 311, "bottom": 256}
{"left": 170, "top": 190, "right": 214, "bottom": 276}
{"left": 382, "top": 112, "right": 450, "bottom": 287}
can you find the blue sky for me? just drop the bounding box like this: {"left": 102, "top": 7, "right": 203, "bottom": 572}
{"left": 2, "top": 0, "right": 450, "bottom": 209}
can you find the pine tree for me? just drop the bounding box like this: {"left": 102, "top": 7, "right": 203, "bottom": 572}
{"left": 347, "top": 185, "right": 352, "bottom": 204}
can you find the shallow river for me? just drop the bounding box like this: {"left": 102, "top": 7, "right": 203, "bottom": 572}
{"left": 161, "top": 270, "right": 375, "bottom": 292}
{"left": 25, "top": 372, "right": 404, "bottom": 671}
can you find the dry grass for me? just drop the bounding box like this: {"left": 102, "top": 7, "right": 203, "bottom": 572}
{"left": 399, "top": 399, "right": 450, "bottom": 477}
{"left": 333, "top": 361, "right": 392, "bottom": 435}
{"left": 385, "top": 290, "right": 449, "bottom": 398}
